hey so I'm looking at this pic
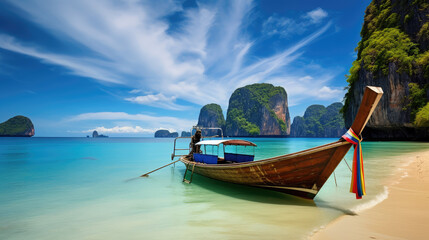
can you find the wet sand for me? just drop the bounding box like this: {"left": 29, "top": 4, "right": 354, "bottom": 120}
{"left": 312, "top": 149, "right": 429, "bottom": 240}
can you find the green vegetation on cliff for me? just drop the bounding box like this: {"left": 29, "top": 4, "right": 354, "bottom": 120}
{"left": 342, "top": 0, "right": 429, "bottom": 125}
{"left": 360, "top": 28, "right": 418, "bottom": 75}
{"left": 226, "top": 108, "right": 260, "bottom": 135}
{"left": 417, "top": 50, "right": 429, "bottom": 78}
{"left": 198, "top": 104, "right": 226, "bottom": 129}
{"left": 0, "top": 116, "right": 35, "bottom": 137}
{"left": 291, "top": 103, "right": 345, "bottom": 137}
{"left": 225, "top": 83, "right": 289, "bottom": 136}
{"left": 302, "top": 105, "right": 326, "bottom": 136}
{"left": 405, "top": 83, "right": 428, "bottom": 121}
{"left": 415, "top": 102, "right": 429, "bottom": 127}
{"left": 197, "top": 103, "right": 226, "bottom": 136}
{"left": 417, "top": 22, "right": 429, "bottom": 42}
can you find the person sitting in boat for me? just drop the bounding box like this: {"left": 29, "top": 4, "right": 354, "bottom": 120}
{"left": 190, "top": 129, "right": 202, "bottom": 155}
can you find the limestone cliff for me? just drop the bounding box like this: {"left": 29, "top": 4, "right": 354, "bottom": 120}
{"left": 197, "top": 104, "right": 225, "bottom": 136}
{"left": 0, "top": 115, "right": 35, "bottom": 137}
{"left": 225, "top": 83, "right": 290, "bottom": 136}
{"left": 291, "top": 103, "right": 346, "bottom": 137}
{"left": 343, "top": 0, "right": 429, "bottom": 140}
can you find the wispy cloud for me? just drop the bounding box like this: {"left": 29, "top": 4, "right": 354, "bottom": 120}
{"left": 124, "top": 93, "right": 189, "bottom": 110}
{"left": 0, "top": 34, "right": 122, "bottom": 84}
{"left": 305, "top": 8, "right": 328, "bottom": 23}
{"left": 129, "top": 89, "right": 142, "bottom": 94}
{"left": 267, "top": 72, "right": 345, "bottom": 107}
{"left": 262, "top": 7, "right": 329, "bottom": 38}
{"left": 1, "top": 1, "right": 339, "bottom": 113}
{"left": 83, "top": 126, "right": 156, "bottom": 134}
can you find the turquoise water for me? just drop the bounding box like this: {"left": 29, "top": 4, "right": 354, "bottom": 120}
{"left": 1, "top": 137, "right": 428, "bottom": 239}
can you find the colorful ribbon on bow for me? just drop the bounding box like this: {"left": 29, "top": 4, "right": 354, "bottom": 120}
{"left": 342, "top": 128, "right": 365, "bottom": 199}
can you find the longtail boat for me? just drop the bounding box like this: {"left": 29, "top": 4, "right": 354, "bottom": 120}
{"left": 176, "top": 86, "right": 383, "bottom": 199}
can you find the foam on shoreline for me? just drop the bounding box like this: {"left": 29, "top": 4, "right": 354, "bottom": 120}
{"left": 350, "top": 186, "right": 388, "bottom": 213}
{"left": 311, "top": 149, "right": 429, "bottom": 240}
{"left": 349, "top": 153, "right": 413, "bottom": 214}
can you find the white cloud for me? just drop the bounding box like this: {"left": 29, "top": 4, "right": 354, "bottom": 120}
{"left": 129, "top": 89, "right": 142, "bottom": 94}
{"left": 266, "top": 69, "right": 345, "bottom": 107}
{"left": 124, "top": 93, "right": 189, "bottom": 110}
{"left": 68, "top": 112, "right": 196, "bottom": 132}
{"left": 83, "top": 126, "right": 155, "bottom": 134}
{"left": 305, "top": 8, "right": 328, "bottom": 24}
{"left": 1, "top": 1, "right": 341, "bottom": 113}
{"left": 262, "top": 16, "right": 299, "bottom": 36}
{"left": 317, "top": 86, "right": 344, "bottom": 100}
{"left": 262, "top": 8, "right": 329, "bottom": 38}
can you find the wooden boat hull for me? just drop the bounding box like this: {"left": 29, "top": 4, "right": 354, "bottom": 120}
{"left": 181, "top": 141, "right": 352, "bottom": 199}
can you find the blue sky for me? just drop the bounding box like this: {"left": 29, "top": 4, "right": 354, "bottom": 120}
{"left": 0, "top": 0, "right": 371, "bottom": 137}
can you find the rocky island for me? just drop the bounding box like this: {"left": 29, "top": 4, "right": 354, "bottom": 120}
{"left": 197, "top": 103, "right": 225, "bottom": 136}
{"left": 342, "top": 0, "right": 429, "bottom": 140}
{"left": 225, "top": 83, "right": 290, "bottom": 136}
{"left": 154, "top": 129, "right": 179, "bottom": 138}
{"left": 0, "top": 115, "right": 35, "bottom": 137}
{"left": 92, "top": 130, "right": 108, "bottom": 138}
{"left": 290, "top": 102, "right": 346, "bottom": 137}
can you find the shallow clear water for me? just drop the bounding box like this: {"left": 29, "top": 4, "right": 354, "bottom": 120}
{"left": 1, "top": 137, "right": 428, "bottom": 239}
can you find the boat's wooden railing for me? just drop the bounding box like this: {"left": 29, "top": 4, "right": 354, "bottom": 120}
{"left": 171, "top": 135, "right": 223, "bottom": 160}
{"left": 171, "top": 126, "right": 224, "bottom": 160}
{"left": 191, "top": 126, "right": 224, "bottom": 139}
{"left": 171, "top": 136, "right": 192, "bottom": 160}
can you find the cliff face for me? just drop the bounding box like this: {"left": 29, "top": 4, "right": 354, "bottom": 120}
{"left": 225, "top": 83, "right": 290, "bottom": 136}
{"left": 154, "top": 129, "right": 178, "bottom": 138}
{"left": 343, "top": 0, "right": 429, "bottom": 140}
{"left": 0, "top": 115, "right": 35, "bottom": 137}
{"left": 291, "top": 103, "right": 346, "bottom": 137}
{"left": 197, "top": 104, "right": 225, "bottom": 136}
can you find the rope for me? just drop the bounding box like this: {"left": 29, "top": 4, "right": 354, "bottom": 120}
{"left": 343, "top": 158, "right": 352, "bottom": 172}
{"left": 333, "top": 171, "right": 337, "bottom": 187}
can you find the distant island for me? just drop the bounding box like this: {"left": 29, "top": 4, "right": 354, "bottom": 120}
{"left": 92, "top": 130, "right": 108, "bottom": 138}
{"left": 0, "top": 115, "right": 35, "bottom": 137}
{"left": 290, "top": 102, "right": 346, "bottom": 138}
{"left": 154, "top": 129, "right": 178, "bottom": 138}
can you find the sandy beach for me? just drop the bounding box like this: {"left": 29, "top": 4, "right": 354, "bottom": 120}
{"left": 312, "top": 149, "right": 429, "bottom": 240}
